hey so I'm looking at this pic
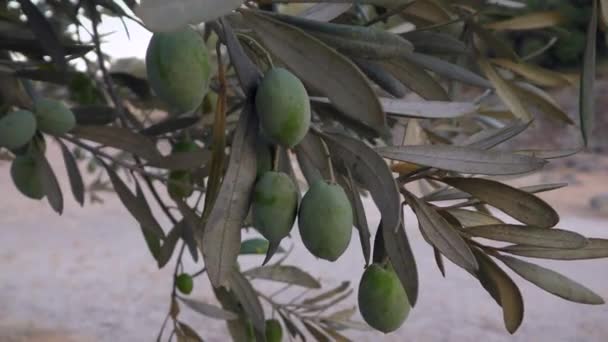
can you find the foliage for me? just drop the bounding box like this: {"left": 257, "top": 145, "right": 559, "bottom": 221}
{"left": 0, "top": 0, "right": 606, "bottom": 340}
{"left": 482, "top": 0, "right": 606, "bottom": 67}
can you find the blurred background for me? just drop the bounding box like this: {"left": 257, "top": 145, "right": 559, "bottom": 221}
{"left": 1, "top": 1, "right": 608, "bottom": 341}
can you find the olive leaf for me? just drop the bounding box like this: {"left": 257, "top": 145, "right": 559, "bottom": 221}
{"left": 278, "top": 310, "right": 306, "bottom": 340}
{"left": 469, "top": 21, "right": 519, "bottom": 60}
{"left": 381, "top": 219, "right": 419, "bottom": 307}
{"left": 485, "top": 11, "right": 565, "bottom": 31}
{"left": 157, "top": 222, "right": 182, "bottom": 268}
{"left": 16, "top": 0, "right": 66, "bottom": 69}
{"left": 444, "top": 208, "right": 504, "bottom": 227}
{"left": 229, "top": 269, "right": 266, "bottom": 335}
{"left": 179, "top": 297, "right": 239, "bottom": 320}
{"left": 302, "top": 321, "right": 331, "bottom": 342}
{"left": 515, "top": 149, "right": 580, "bottom": 160}
{"left": 377, "top": 145, "right": 545, "bottom": 175}
{"left": 71, "top": 125, "right": 162, "bottom": 162}
{"left": 402, "top": 31, "right": 468, "bottom": 55}
{"left": 175, "top": 321, "right": 204, "bottom": 342}
{"left": 402, "top": 52, "right": 492, "bottom": 88}
{"left": 382, "top": 59, "right": 450, "bottom": 101}
{"left": 442, "top": 177, "right": 560, "bottom": 228}
{"left": 312, "top": 96, "right": 478, "bottom": 119}
{"left": 201, "top": 106, "right": 258, "bottom": 288}
{"left": 302, "top": 281, "right": 351, "bottom": 305}
{"left": 175, "top": 200, "right": 200, "bottom": 262}
{"left": 352, "top": 58, "right": 407, "bottom": 98}
{"left": 220, "top": 18, "right": 262, "bottom": 96}
{"left": 296, "top": 133, "right": 332, "bottom": 181}
{"left": 296, "top": 146, "right": 324, "bottom": 186}
{"left": 140, "top": 116, "right": 199, "bottom": 136}
{"left": 72, "top": 105, "right": 117, "bottom": 126}
{"left": 141, "top": 224, "right": 162, "bottom": 263}
{"left": 240, "top": 238, "right": 285, "bottom": 255}
{"left": 496, "top": 254, "right": 605, "bottom": 305}
{"left": 57, "top": 139, "right": 85, "bottom": 206}
{"left": 500, "top": 239, "right": 608, "bottom": 260}
{"left": 513, "top": 82, "right": 574, "bottom": 125}
{"left": 424, "top": 182, "right": 567, "bottom": 203}
{"left": 580, "top": 0, "right": 598, "bottom": 147}
{"left": 478, "top": 57, "right": 531, "bottom": 121}
{"left": 383, "top": 100, "right": 478, "bottom": 119}
{"left": 403, "top": 191, "right": 479, "bottom": 273}
{"left": 322, "top": 133, "right": 400, "bottom": 237}
{"left": 268, "top": 12, "right": 414, "bottom": 59}
{"left": 34, "top": 150, "right": 64, "bottom": 214}
{"left": 473, "top": 249, "right": 524, "bottom": 334}
{"left": 148, "top": 150, "right": 211, "bottom": 172}
{"left": 102, "top": 162, "right": 165, "bottom": 239}
{"left": 464, "top": 225, "right": 588, "bottom": 249}
{"left": 343, "top": 169, "right": 371, "bottom": 266}
{"left": 240, "top": 10, "right": 386, "bottom": 135}
{"left": 244, "top": 265, "right": 321, "bottom": 289}
{"left": 463, "top": 120, "right": 531, "bottom": 150}
{"left": 213, "top": 287, "right": 252, "bottom": 342}
{"left": 433, "top": 246, "right": 446, "bottom": 277}
{"left": 491, "top": 58, "right": 571, "bottom": 88}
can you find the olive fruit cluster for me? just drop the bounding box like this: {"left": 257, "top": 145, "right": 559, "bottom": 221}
{"left": 252, "top": 68, "right": 353, "bottom": 262}
{"left": 1, "top": 98, "right": 76, "bottom": 200}
{"left": 255, "top": 68, "right": 409, "bottom": 334}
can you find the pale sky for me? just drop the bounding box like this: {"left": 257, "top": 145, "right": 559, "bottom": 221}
{"left": 98, "top": 16, "right": 151, "bottom": 60}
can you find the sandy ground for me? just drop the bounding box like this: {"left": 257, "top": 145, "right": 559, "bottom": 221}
{"left": 0, "top": 147, "right": 607, "bottom": 342}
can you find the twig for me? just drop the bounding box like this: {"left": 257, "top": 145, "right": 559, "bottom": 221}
{"left": 365, "top": 1, "right": 418, "bottom": 27}
{"left": 191, "top": 267, "right": 208, "bottom": 279}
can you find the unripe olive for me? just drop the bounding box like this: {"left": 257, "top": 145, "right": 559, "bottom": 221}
{"left": 358, "top": 264, "right": 410, "bottom": 333}
{"left": 255, "top": 68, "right": 311, "bottom": 147}
{"left": 168, "top": 170, "right": 193, "bottom": 199}
{"left": 252, "top": 171, "right": 298, "bottom": 244}
{"left": 10, "top": 155, "right": 44, "bottom": 200}
{"left": 12, "top": 132, "right": 46, "bottom": 157}
{"left": 0, "top": 110, "right": 37, "bottom": 150}
{"left": 33, "top": 98, "right": 76, "bottom": 135}
{"left": 265, "top": 319, "right": 283, "bottom": 342}
{"left": 298, "top": 180, "right": 353, "bottom": 261}
{"left": 176, "top": 273, "right": 194, "bottom": 295}
{"left": 172, "top": 140, "right": 200, "bottom": 154}
{"left": 146, "top": 28, "right": 211, "bottom": 114}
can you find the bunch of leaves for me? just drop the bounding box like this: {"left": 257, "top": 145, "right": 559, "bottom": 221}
{"left": 1, "top": 0, "right": 607, "bottom": 341}
{"left": 480, "top": 0, "right": 606, "bottom": 67}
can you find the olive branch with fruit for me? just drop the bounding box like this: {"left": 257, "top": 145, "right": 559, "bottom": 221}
{"left": 0, "top": 0, "right": 607, "bottom": 341}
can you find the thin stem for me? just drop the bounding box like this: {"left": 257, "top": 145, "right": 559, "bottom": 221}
{"left": 88, "top": 6, "right": 138, "bottom": 129}
{"left": 273, "top": 145, "right": 281, "bottom": 171}
{"left": 319, "top": 138, "right": 335, "bottom": 183}
{"left": 156, "top": 311, "right": 171, "bottom": 342}
{"left": 62, "top": 136, "right": 205, "bottom": 193}
{"left": 365, "top": 1, "right": 417, "bottom": 27}
{"left": 191, "top": 267, "right": 207, "bottom": 278}
{"left": 171, "top": 243, "right": 188, "bottom": 296}
{"left": 269, "top": 283, "right": 292, "bottom": 299}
